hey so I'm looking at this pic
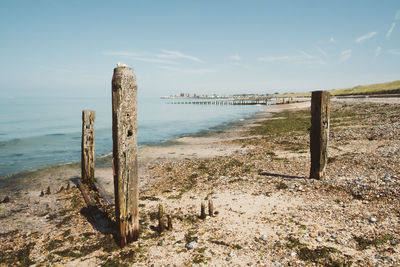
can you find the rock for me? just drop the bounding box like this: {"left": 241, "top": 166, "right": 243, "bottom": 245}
{"left": 369, "top": 217, "right": 377, "bottom": 223}
{"left": 260, "top": 234, "right": 267, "bottom": 241}
{"left": 185, "top": 241, "right": 197, "bottom": 250}
{"left": 2, "top": 196, "right": 10, "bottom": 203}
{"left": 158, "top": 240, "right": 163, "bottom": 246}
{"left": 290, "top": 251, "right": 297, "bottom": 257}
{"left": 316, "top": 236, "right": 323, "bottom": 242}
{"left": 228, "top": 251, "right": 235, "bottom": 257}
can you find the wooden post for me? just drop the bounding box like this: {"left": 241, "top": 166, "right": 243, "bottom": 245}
{"left": 81, "top": 110, "right": 95, "bottom": 187}
{"left": 200, "top": 202, "right": 206, "bottom": 219}
{"left": 208, "top": 199, "right": 214, "bottom": 217}
{"left": 112, "top": 64, "right": 139, "bottom": 247}
{"left": 167, "top": 215, "right": 173, "bottom": 230}
{"left": 158, "top": 204, "right": 165, "bottom": 233}
{"left": 310, "top": 91, "right": 330, "bottom": 179}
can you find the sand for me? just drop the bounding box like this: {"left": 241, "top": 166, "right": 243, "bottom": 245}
{"left": 1, "top": 97, "right": 399, "bottom": 266}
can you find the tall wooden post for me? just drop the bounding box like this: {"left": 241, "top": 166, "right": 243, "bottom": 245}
{"left": 309, "top": 91, "right": 330, "bottom": 179}
{"left": 81, "top": 110, "right": 95, "bottom": 187}
{"left": 112, "top": 65, "right": 139, "bottom": 247}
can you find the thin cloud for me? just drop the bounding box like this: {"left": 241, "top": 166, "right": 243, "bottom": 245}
{"left": 102, "top": 51, "right": 140, "bottom": 57}
{"left": 375, "top": 46, "right": 382, "bottom": 57}
{"left": 388, "top": 49, "right": 400, "bottom": 55}
{"left": 386, "top": 23, "right": 396, "bottom": 38}
{"left": 315, "top": 46, "right": 328, "bottom": 57}
{"left": 102, "top": 51, "right": 176, "bottom": 64}
{"left": 159, "top": 66, "right": 215, "bottom": 74}
{"left": 133, "top": 57, "right": 177, "bottom": 64}
{"left": 329, "top": 37, "right": 335, "bottom": 43}
{"left": 157, "top": 50, "right": 204, "bottom": 63}
{"left": 230, "top": 54, "right": 242, "bottom": 61}
{"left": 396, "top": 10, "right": 400, "bottom": 20}
{"left": 356, "top": 31, "right": 378, "bottom": 43}
{"left": 340, "top": 49, "right": 352, "bottom": 62}
{"left": 259, "top": 51, "right": 324, "bottom": 64}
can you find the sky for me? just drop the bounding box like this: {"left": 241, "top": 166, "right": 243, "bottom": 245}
{"left": 0, "top": 0, "right": 399, "bottom": 97}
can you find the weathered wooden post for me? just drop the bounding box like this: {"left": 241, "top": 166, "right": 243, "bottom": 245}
{"left": 200, "top": 202, "right": 206, "bottom": 219}
{"left": 208, "top": 199, "right": 214, "bottom": 217}
{"left": 112, "top": 64, "right": 139, "bottom": 247}
{"left": 81, "top": 110, "right": 96, "bottom": 187}
{"left": 157, "top": 204, "right": 165, "bottom": 233}
{"left": 309, "top": 91, "right": 330, "bottom": 179}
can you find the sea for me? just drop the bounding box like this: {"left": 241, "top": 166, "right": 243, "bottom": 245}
{"left": 0, "top": 96, "right": 265, "bottom": 178}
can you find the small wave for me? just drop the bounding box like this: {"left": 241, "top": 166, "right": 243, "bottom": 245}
{"left": 46, "top": 133, "right": 66, "bottom": 136}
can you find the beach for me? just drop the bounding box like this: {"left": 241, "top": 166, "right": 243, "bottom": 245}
{"left": 1, "top": 97, "right": 399, "bottom": 266}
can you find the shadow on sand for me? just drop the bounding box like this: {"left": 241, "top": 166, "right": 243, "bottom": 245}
{"left": 70, "top": 176, "right": 121, "bottom": 246}
{"left": 258, "top": 171, "right": 306, "bottom": 180}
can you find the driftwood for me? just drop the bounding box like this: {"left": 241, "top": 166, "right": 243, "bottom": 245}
{"left": 94, "top": 181, "right": 114, "bottom": 205}
{"left": 77, "top": 182, "right": 94, "bottom": 207}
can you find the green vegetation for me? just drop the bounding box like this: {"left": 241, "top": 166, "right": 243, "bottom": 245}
{"left": 330, "top": 80, "right": 400, "bottom": 96}
{"left": 100, "top": 257, "right": 128, "bottom": 267}
{"left": 52, "top": 234, "right": 119, "bottom": 259}
{"left": 286, "top": 236, "right": 352, "bottom": 266}
{"left": 249, "top": 110, "right": 310, "bottom": 137}
{"left": 45, "top": 239, "right": 64, "bottom": 251}
{"left": 353, "top": 235, "right": 394, "bottom": 250}
{"left": 139, "top": 195, "right": 160, "bottom": 201}
{"left": 273, "top": 80, "right": 400, "bottom": 97}
{"left": 0, "top": 242, "right": 35, "bottom": 266}
{"left": 192, "top": 252, "right": 210, "bottom": 264}
{"left": 232, "top": 244, "right": 243, "bottom": 250}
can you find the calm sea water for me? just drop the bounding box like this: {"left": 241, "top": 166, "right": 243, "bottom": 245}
{"left": 0, "top": 96, "right": 263, "bottom": 177}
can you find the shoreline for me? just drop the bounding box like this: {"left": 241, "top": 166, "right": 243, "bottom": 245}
{"left": 0, "top": 101, "right": 309, "bottom": 199}
{"left": 1, "top": 98, "right": 399, "bottom": 266}
{"left": 0, "top": 106, "right": 265, "bottom": 181}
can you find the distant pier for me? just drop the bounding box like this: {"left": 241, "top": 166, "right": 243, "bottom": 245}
{"left": 166, "top": 97, "right": 309, "bottom": 105}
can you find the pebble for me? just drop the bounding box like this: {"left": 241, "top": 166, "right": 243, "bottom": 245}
{"left": 310, "top": 233, "right": 317, "bottom": 238}
{"left": 316, "top": 236, "right": 323, "bottom": 242}
{"left": 157, "top": 240, "right": 163, "bottom": 246}
{"left": 185, "top": 241, "right": 197, "bottom": 250}
{"left": 260, "top": 234, "right": 267, "bottom": 241}
{"left": 290, "top": 251, "right": 297, "bottom": 257}
{"left": 369, "top": 217, "right": 377, "bottom": 223}
{"left": 228, "top": 251, "right": 235, "bottom": 257}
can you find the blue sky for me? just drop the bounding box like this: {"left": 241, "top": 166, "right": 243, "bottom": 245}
{"left": 0, "top": 1, "right": 399, "bottom": 97}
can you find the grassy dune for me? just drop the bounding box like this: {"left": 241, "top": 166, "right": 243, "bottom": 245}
{"left": 329, "top": 80, "right": 400, "bottom": 96}
{"left": 274, "top": 80, "right": 400, "bottom": 97}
